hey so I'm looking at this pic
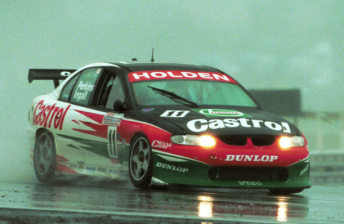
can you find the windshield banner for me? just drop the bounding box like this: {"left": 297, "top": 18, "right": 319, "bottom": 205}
{"left": 128, "top": 71, "right": 237, "bottom": 83}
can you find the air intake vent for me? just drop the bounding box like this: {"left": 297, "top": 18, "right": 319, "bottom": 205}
{"left": 251, "top": 136, "right": 276, "bottom": 146}
{"left": 218, "top": 136, "right": 247, "bottom": 146}
{"left": 218, "top": 135, "right": 276, "bottom": 146}
{"left": 208, "top": 166, "right": 288, "bottom": 182}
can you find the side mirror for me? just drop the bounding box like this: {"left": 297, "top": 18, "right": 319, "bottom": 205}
{"left": 113, "top": 100, "right": 126, "bottom": 112}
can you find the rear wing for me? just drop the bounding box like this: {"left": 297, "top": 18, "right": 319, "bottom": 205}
{"left": 28, "top": 69, "right": 76, "bottom": 88}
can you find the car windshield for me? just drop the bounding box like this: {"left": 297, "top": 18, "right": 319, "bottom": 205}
{"left": 132, "top": 80, "right": 257, "bottom": 107}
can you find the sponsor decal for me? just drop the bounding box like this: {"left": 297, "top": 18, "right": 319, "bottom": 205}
{"left": 238, "top": 181, "right": 263, "bottom": 186}
{"left": 155, "top": 162, "right": 189, "bottom": 172}
{"left": 161, "top": 110, "right": 190, "bottom": 118}
{"left": 192, "top": 109, "right": 251, "bottom": 118}
{"left": 300, "top": 164, "right": 309, "bottom": 176}
{"left": 61, "top": 71, "right": 72, "bottom": 76}
{"left": 86, "top": 166, "right": 96, "bottom": 172}
{"left": 128, "top": 71, "right": 237, "bottom": 83}
{"left": 152, "top": 140, "right": 172, "bottom": 149}
{"left": 78, "top": 164, "right": 84, "bottom": 169}
{"left": 72, "top": 81, "right": 95, "bottom": 101}
{"left": 98, "top": 167, "right": 107, "bottom": 172}
{"left": 225, "top": 155, "right": 278, "bottom": 162}
{"left": 77, "top": 81, "right": 94, "bottom": 91}
{"left": 73, "top": 92, "right": 88, "bottom": 101}
{"left": 187, "top": 118, "right": 291, "bottom": 133}
{"left": 142, "top": 108, "right": 155, "bottom": 112}
{"left": 102, "top": 113, "right": 122, "bottom": 126}
{"left": 33, "top": 100, "right": 71, "bottom": 130}
{"left": 69, "top": 164, "right": 77, "bottom": 169}
{"left": 77, "top": 161, "right": 85, "bottom": 165}
{"left": 109, "top": 169, "right": 119, "bottom": 174}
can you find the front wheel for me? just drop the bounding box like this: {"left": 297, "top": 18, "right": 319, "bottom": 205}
{"left": 269, "top": 188, "right": 304, "bottom": 195}
{"left": 129, "top": 134, "right": 153, "bottom": 189}
{"left": 34, "top": 131, "right": 56, "bottom": 183}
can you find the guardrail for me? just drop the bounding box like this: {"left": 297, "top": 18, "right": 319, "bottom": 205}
{"left": 309, "top": 150, "right": 344, "bottom": 185}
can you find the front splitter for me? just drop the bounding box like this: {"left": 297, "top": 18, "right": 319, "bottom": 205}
{"left": 152, "top": 150, "right": 311, "bottom": 189}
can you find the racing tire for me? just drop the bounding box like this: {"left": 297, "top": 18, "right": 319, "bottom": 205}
{"left": 129, "top": 134, "right": 153, "bottom": 189}
{"left": 34, "top": 131, "right": 56, "bottom": 183}
{"left": 269, "top": 188, "right": 304, "bottom": 195}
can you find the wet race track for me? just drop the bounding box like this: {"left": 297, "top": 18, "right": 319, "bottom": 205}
{"left": 0, "top": 176, "right": 343, "bottom": 224}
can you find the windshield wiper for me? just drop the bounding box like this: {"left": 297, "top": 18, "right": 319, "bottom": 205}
{"left": 147, "top": 85, "right": 199, "bottom": 108}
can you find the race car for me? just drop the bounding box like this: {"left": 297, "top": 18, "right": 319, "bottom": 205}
{"left": 28, "top": 61, "right": 311, "bottom": 194}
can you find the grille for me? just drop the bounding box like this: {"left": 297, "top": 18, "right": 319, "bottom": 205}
{"left": 218, "top": 135, "right": 276, "bottom": 146}
{"left": 208, "top": 166, "right": 288, "bottom": 182}
{"left": 218, "top": 136, "right": 247, "bottom": 146}
{"left": 251, "top": 136, "right": 276, "bottom": 146}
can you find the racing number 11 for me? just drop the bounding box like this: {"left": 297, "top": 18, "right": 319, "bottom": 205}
{"left": 108, "top": 127, "right": 118, "bottom": 158}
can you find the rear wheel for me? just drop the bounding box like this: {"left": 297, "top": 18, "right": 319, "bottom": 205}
{"left": 129, "top": 134, "right": 153, "bottom": 189}
{"left": 34, "top": 131, "right": 56, "bottom": 183}
{"left": 269, "top": 188, "right": 304, "bottom": 195}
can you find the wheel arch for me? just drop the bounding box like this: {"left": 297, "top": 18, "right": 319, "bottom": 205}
{"left": 130, "top": 131, "right": 151, "bottom": 146}
{"left": 36, "top": 128, "right": 52, "bottom": 139}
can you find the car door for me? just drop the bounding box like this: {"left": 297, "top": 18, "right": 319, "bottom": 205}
{"left": 57, "top": 67, "right": 103, "bottom": 173}
{"left": 79, "top": 68, "right": 127, "bottom": 176}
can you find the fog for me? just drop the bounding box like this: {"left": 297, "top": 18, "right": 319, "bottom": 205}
{"left": 0, "top": 0, "right": 343, "bottom": 183}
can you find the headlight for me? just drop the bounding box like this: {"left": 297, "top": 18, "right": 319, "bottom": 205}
{"left": 278, "top": 136, "right": 305, "bottom": 149}
{"left": 171, "top": 135, "right": 216, "bottom": 147}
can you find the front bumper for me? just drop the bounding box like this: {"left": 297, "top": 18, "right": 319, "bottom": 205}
{"left": 152, "top": 150, "right": 311, "bottom": 189}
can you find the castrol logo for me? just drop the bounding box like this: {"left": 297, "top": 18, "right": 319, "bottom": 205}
{"left": 33, "top": 100, "right": 70, "bottom": 130}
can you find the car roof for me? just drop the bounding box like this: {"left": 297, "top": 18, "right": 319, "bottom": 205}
{"left": 109, "top": 61, "right": 222, "bottom": 73}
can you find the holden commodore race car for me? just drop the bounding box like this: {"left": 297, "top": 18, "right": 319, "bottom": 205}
{"left": 28, "top": 61, "right": 311, "bottom": 194}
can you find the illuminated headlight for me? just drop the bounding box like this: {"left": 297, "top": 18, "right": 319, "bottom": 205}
{"left": 171, "top": 135, "right": 216, "bottom": 147}
{"left": 279, "top": 136, "right": 305, "bottom": 149}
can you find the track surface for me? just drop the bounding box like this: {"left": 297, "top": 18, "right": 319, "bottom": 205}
{"left": 0, "top": 178, "right": 343, "bottom": 224}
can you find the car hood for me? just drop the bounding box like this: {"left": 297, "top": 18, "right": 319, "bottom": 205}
{"left": 143, "top": 107, "right": 301, "bottom": 136}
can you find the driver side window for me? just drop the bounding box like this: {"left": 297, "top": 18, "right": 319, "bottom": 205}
{"left": 97, "top": 75, "right": 125, "bottom": 109}
{"left": 70, "top": 68, "right": 101, "bottom": 106}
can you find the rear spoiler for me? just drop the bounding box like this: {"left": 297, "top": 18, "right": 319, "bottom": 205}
{"left": 28, "top": 69, "right": 76, "bottom": 88}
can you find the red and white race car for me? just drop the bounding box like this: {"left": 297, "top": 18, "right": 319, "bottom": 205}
{"left": 28, "top": 61, "right": 311, "bottom": 194}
